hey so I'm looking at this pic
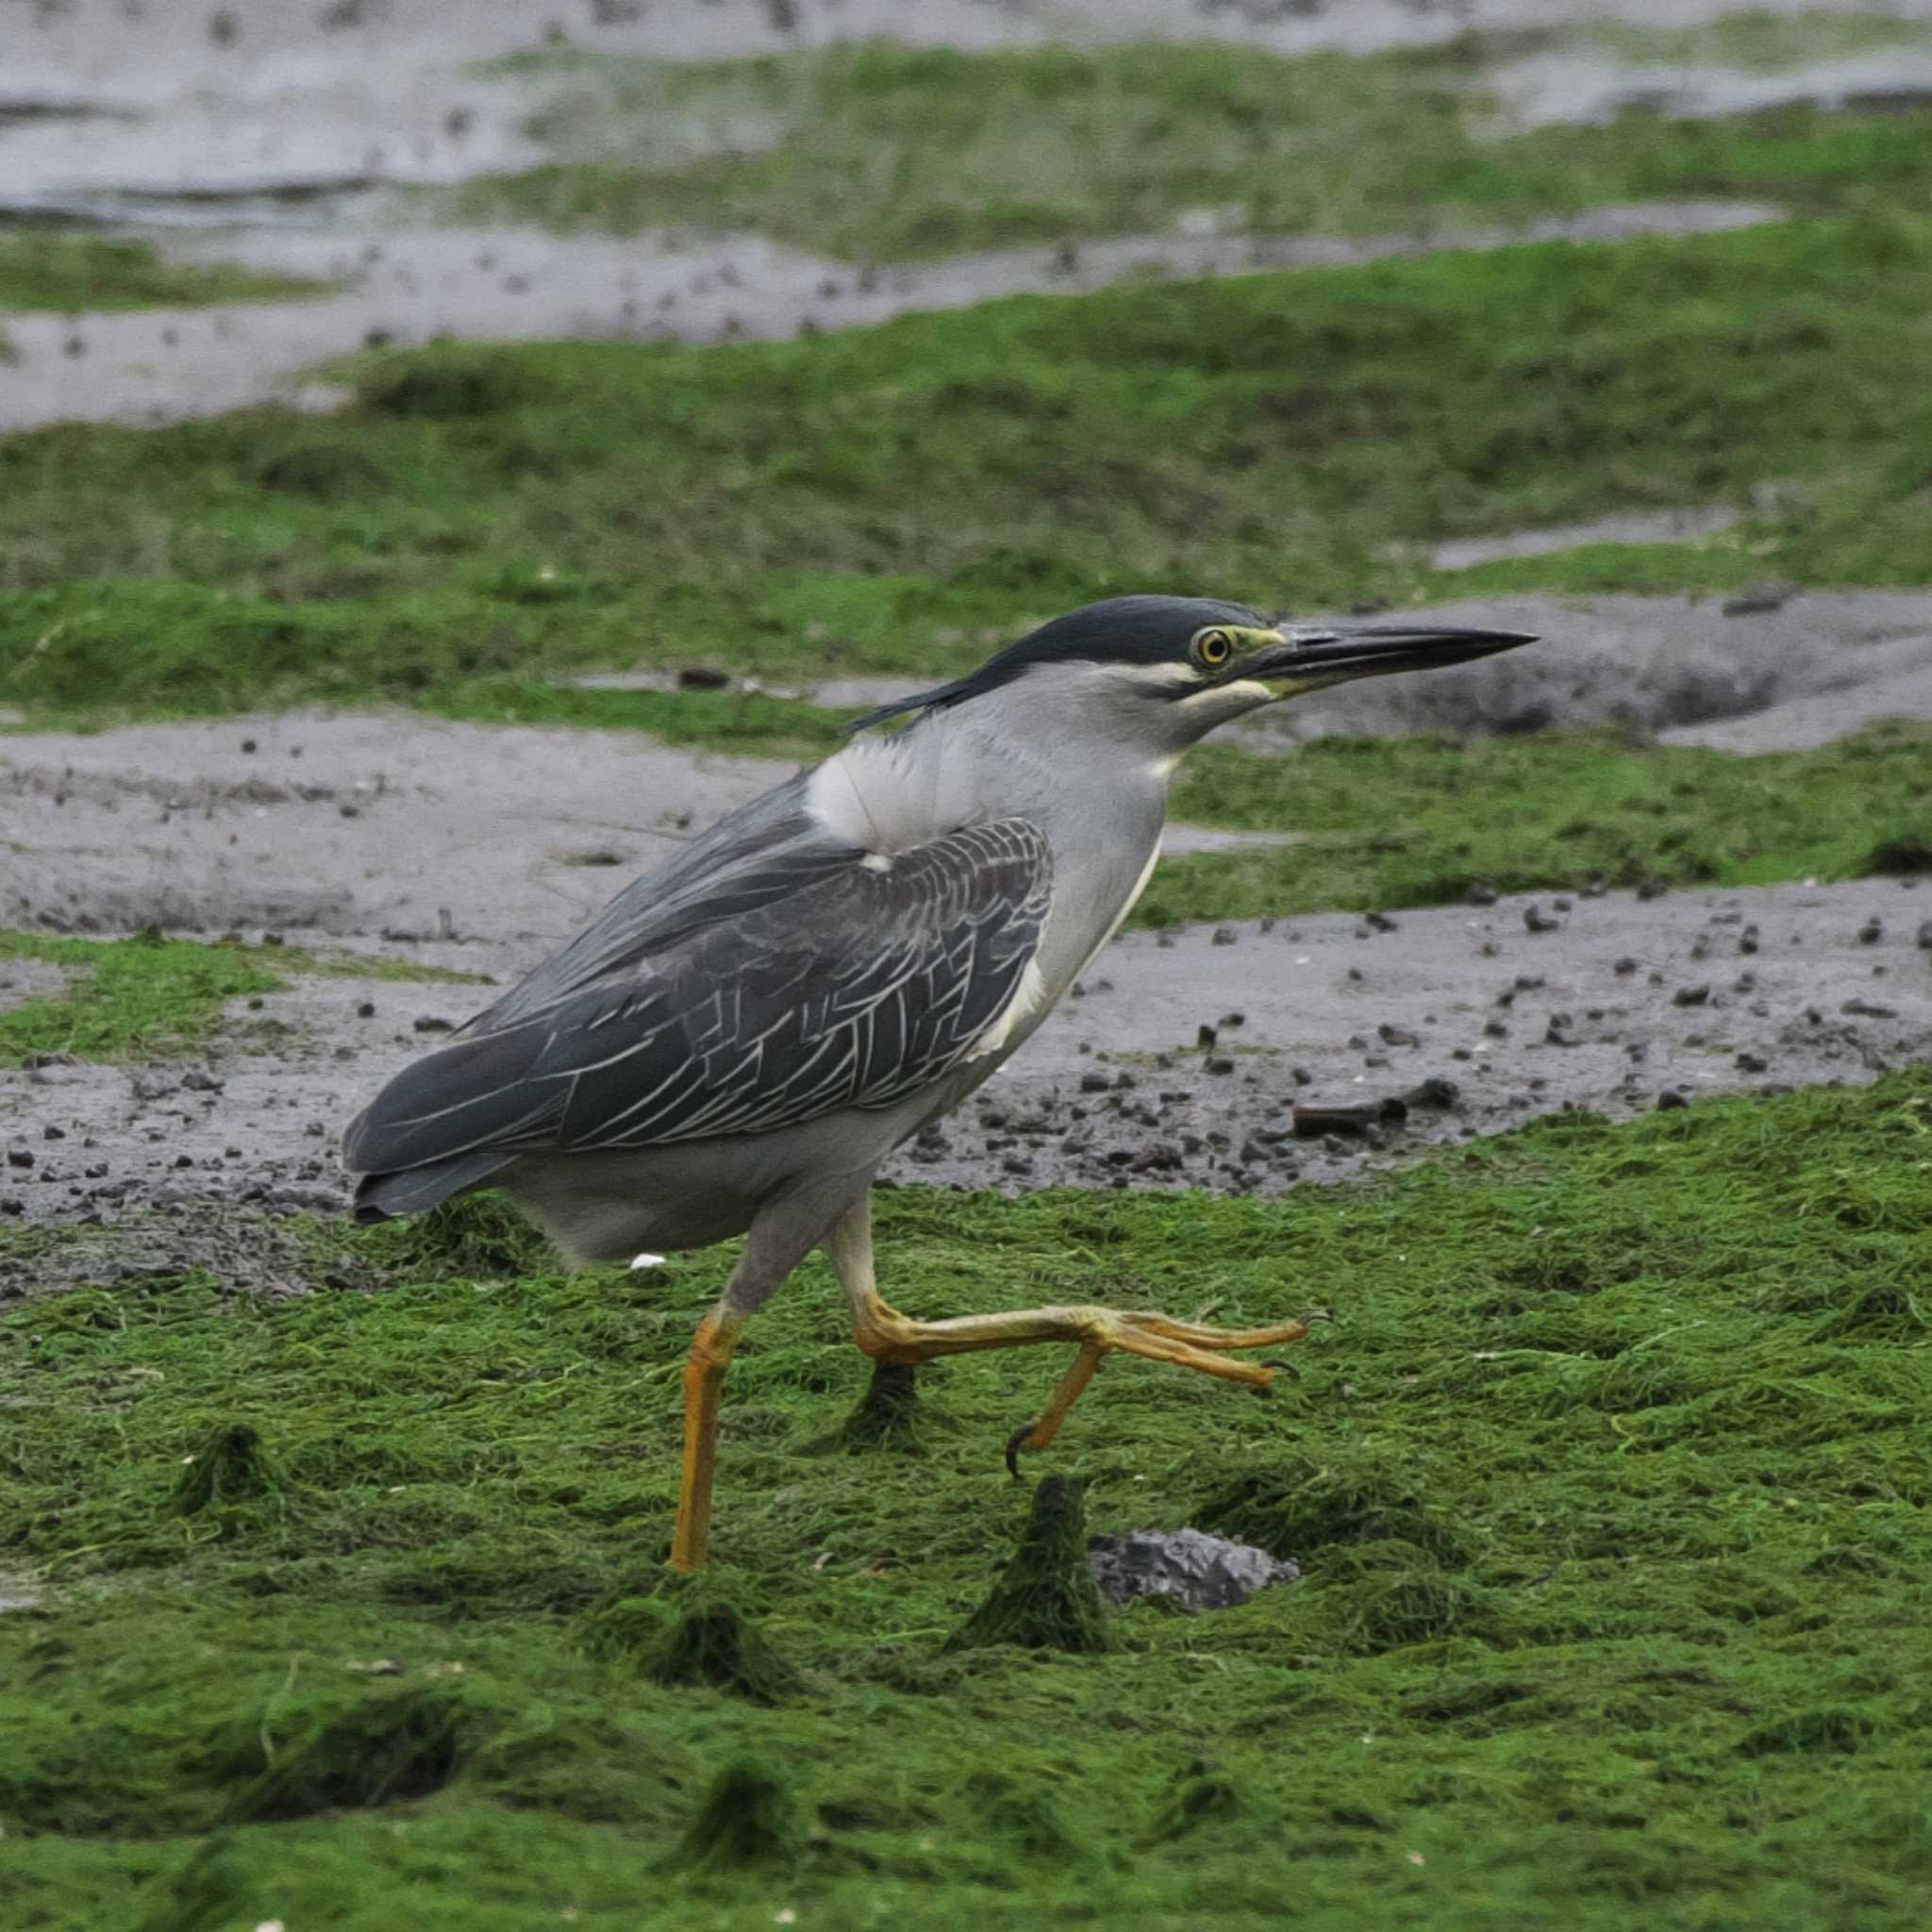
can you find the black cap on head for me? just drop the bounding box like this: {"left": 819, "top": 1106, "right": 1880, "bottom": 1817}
{"left": 848, "top": 594, "right": 1262, "bottom": 733}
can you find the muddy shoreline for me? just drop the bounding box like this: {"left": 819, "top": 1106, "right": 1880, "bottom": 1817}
{"left": 6, "top": 870, "right": 1928, "bottom": 1280}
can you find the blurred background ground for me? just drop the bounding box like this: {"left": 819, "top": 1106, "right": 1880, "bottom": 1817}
{"left": 4, "top": 5, "right": 1932, "bottom": 1929}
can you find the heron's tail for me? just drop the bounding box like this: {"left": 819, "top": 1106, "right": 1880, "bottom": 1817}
{"left": 351, "top": 1150, "right": 515, "bottom": 1224}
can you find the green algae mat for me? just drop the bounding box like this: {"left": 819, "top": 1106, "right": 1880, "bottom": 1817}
{"left": 6, "top": 1073, "right": 1931, "bottom": 1928}
{"left": 6, "top": 213, "right": 1932, "bottom": 731}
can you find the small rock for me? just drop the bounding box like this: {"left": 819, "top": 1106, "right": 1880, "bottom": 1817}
{"left": 1735, "top": 1051, "right": 1769, "bottom": 1073}
{"left": 1857, "top": 919, "right": 1883, "bottom": 945}
{"left": 1842, "top": 998, "right": 1896, "bottom": 1019}
{"left": 1722, "top": 581, "right": 1792, "bottom": 616}
{"left": 1672, "top": 985, "right": 1710, "bottom": 1008}
{"left": 412, "top": 1015, "right": 455, "bottom": 1033}
{"left": 1657, "top": 1091, "right": 1690, "bottom": 1110}
{"left": 1211, "top": 926, "right": 1238, "bottom": 947}
{"left": 1086, "top": 1527, "right": 1296, "bottom": 1612}
{"left": 1524, "top": 904, "right": 1560, "bottom": 934}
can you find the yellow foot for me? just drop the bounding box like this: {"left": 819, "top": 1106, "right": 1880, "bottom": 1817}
{"left": 1002, "top": 1306, "right": 1333, "bottom": 1474}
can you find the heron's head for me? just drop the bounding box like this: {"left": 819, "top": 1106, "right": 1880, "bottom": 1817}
{"left": 849, "top": 594, "right": 1537, "bottom": 751}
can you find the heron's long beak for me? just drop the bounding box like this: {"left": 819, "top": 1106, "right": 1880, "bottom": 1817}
{"left": 1249, "top": 623, "right": 1538, "bottom": 688}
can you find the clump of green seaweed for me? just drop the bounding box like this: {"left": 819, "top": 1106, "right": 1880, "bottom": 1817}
{"left": 666, "top": 1761, "right": 804, "bottom": 1874}
{"left": 944, "top": 1475, "right": 1109, "bottom": 1655}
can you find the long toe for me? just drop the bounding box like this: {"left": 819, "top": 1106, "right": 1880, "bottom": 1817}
{"left": 1119, "top": 1309, "right": 1327, "bottom": 1352}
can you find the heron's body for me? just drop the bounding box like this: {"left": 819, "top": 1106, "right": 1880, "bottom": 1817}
{"left": 346, "top": 595, "right": 1536, "bottom": 1569}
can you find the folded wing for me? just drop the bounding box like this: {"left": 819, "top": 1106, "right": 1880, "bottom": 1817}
{"left": 344, "top": 811, "right": 1051, "bottom": 1216}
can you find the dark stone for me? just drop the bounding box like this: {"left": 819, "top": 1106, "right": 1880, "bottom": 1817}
{"left": 1086, "top": 1527, "right": 1297, "bottom": 1612}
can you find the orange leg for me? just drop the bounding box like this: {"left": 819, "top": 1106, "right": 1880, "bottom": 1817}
{"left": 1004, "top": 1343, "right": 1105, "bottom": 1474}
{"left": 669, "top": 1311, "right": 743, "bottom": 1574}
{"left": 825, "top": 1196, "right": 1327, "bottom": 1472}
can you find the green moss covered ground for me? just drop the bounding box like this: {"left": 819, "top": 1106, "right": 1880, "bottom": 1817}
{"left": 5, "top": 1074, "right": 1931, "bottom": 1927}
{"left": 4, "top": 215, "right": 1931, "bottom": 719}
{"left": 0, "top": 933, "right": 482, "bottom": 1068}
{"left": 446, "top": 36, "right": 1932, "bottom": 259}
{"left": 1144, "top": 721, "right": 1932, "bottom": 924}
{"left": 0, "top": 233, "right": 326, "bottom": 315}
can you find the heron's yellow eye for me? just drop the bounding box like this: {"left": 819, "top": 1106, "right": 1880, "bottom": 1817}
{"left": 1192, "top": 626, "right": 1234, "bottom": 670}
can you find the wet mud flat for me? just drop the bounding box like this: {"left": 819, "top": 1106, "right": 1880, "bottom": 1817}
{"left": 5, "top": 875, "right": 1927, "bottom": 1289}
{"left": 0, "top": 200, "right": 1779, "bottom": 433}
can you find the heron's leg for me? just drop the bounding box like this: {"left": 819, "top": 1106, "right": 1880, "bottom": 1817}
{"left": 824, "top": 1197, "right": 924, "bottom": 1440}
{"left": 826, "top": 1193, "right": 911, "bottom": 1356}
{"left": 669, "top": 1307, "right": 742, "bottom": 1574}
{"left": 825, "top": 1196, "right": 1325, "bottom": 1463}
{"left": 670, "top": 1185, "right": 862, "bottom": 1573}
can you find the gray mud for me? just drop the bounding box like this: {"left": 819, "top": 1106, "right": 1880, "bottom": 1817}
{"left": 14, "top": 1, "right": 1926, "bottom": 111}
{"left": 1252, "top": 590, "right": 1932, "bottom": 751}
{"left": 1491, "top": 45, "right": 1932, "bottom": 131}
{"left": 5, "top": 876, "right": 1927, "bottom": 1245}
{"left": 0, "top": 710, "right": 778, "bottom": 941}
{"left": 0, "top": 957, "right": 66, "bottom": 1014}
{"left": 0, "top": 0, "right": 1855, "bottom": 433}
{"left": 1427, "top": 506, "right": 1740, "bottom": 572}
{"left": 0, "top": 201, "right": 1778, "bottom": 432}
{"left": 0, "top": 0, "right": 1813, "bottom": 431}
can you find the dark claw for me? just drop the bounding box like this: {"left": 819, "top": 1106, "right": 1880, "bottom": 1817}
{"left": 1301, "top": 1308, "right": 1337, "bottom": 1324}
{"left": 1003, "top": 1421, "right": 1036, "bottom": 1479}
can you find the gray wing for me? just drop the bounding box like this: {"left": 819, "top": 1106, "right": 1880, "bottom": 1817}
{"left": 471, "top": 772, "right": 845, "bottom": 1031}
{"left": 344, "top": 815, "right": 1052, "bottom": 1190}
